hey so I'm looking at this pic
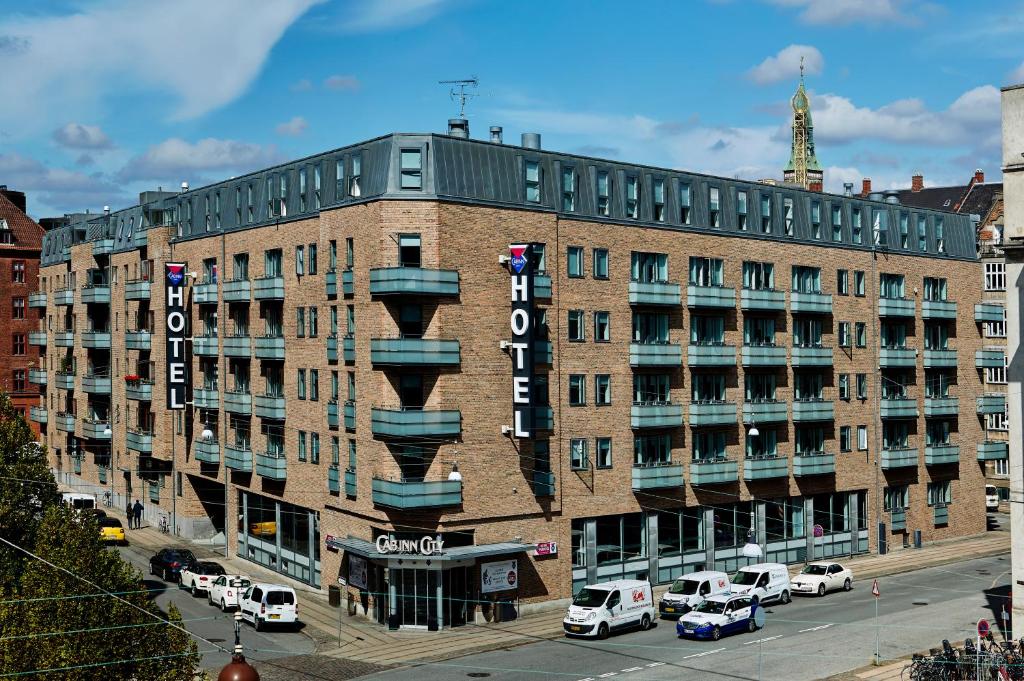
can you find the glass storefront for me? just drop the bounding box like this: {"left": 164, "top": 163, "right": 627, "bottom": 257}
{"left": 238, "top": 491, "right": 321, "bottom": 587}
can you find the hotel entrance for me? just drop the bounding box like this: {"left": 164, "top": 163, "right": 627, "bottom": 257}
{"left": 381, "top": 566, "right": 470, "bottom": 629}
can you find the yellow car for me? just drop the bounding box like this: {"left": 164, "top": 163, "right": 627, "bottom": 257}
{"left": 98, "top": 517, "right": 126, "bottom": 545}
{"left": 249, "top": 521, "right": 277, "bottom": 537}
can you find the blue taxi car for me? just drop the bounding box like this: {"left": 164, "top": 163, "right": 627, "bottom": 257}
{"left": 676, "top": 594, "right": 758, "bottom": 641}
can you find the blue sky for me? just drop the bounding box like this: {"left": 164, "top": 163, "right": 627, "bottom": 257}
{"left": 0, "top": 0, "right": 1020, "bottom": 217}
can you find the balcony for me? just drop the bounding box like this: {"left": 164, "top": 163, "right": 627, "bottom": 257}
{"left": 194, "top": 388, "right": 219, "bottom": 410}
{"left": 223, "top": 278, "right": 251, "bottom": 302}
{"left": 922, "top": 300, "right": 957, "bottom": 320}
{"left": 54, "top": 372, "right": 75, "bottom": 390}
{"left": 689, "top": 401, "right": 737, "bottom": 427}
{"left": 81, "top": 331, "right": 111, "bottom": 349}
{"left": 741, "top": 344, "right": 786, "bottom": 367}
{"left": 534, "top": 274, "right": 552, "bottom": 299}
{"left": 689, "top": 459, "right": 738, "bottom": 485}
{"left": 532, "top": 470, "right": 555, "bottom": 497}
{"left": 194, "top": 438, "right": 220, "bottom": 464}
{"left": 975, "top": 303, "right": 1004, "bottom": 323}
{"left": 740, "top": 288, "right": 785, "bottom": 311}
{"left": 343, "top": 335, "right": 355, "bottom": 363}
{"left": 253, "top": 275, "right": 284, "bottom": 300}
{"left": 792, "top": 400, "right": 834, "bottom": 422}
{"left": 328, "top": 465, "right": 341, "bottom": 493}
{"left": 134, "top": 230, "right": 148, "bottom": 246}
{"left": 370, "top": 338, "right": 460, "bottom": 366}
{"left": 345, "top": 468, "right": 357, "bottom": 496}
{"left": 879, "top": 347, "right": 916, "bottom": 368}
{"left": 933, "top": 505, "right": 949, "bottom": 526}
{"left": 81, "top": 373, "right": 112, "bottom": 395}
{"left": 924, "top": 397, "right": 959, "bottom": 417}
{"left": 790, "top": 291, "right": 833, "bottom": 314}
{"left": 687, "top": 284, "right": 735, "bottom": 308}
{"left": 371, "top": 478, "right": 463, "bottom": 509}
{"left": 742, "top": 400, "right": 787, "bottom": 424}
{"left": 878, "top": 297, "right": 915, "bottom": 317}
{"left": 535, "top": 340, "right": 553, "bottom": 365}
{"left": 80, "top": 419, "right": 111, "bottom": 440}
{"left": 55, "top": 412, "right": 75, "bottom": 433}
{"left": 193, "top": 281, "right": 218, "bottom": 304}
{"left": 880, "top": 398, "right": 918, "bottom": 419}
{"left": 326, "top": 270, "right": 337, "bottom": 297}
{"left": 977, "top": 394, "right": 1007, "bottom": 414}
{"left": 792, "top": 453, "right": 835, "bottom": 476}
{"left": 124, "top": 279, "right": 151, "bottom": 301}
{"left": 630, "top": 342, "right": 682, "bottom": 367}
{"left": 369, "top": 267, "right": 460, "bottom": 297}
{"left": 790, "top": 345, "right": 832, "bottom": 367}
{"left": 630, "top": 403, "right": 684, "bottom": 429}
{"left": 92, "top": 238, "right": 114, "bottom": 256}
{"left": 28, "top": 368, "right": 47, "bottom": 385}
{"left": 688, "top": 344, "right": 736, "bottom": 367}
{"left": 976, "top": 350, "right": 1005, "bottom": 369}
{"left": 925, "top": 445, "right": 959, "bottom": 466}
{"left": 126, "top": 429, "right": 153, "bottom": 454}
{"left": 125, "top": 330, "right": 151, "bottom": 351}
{"left": 881, "top": 448, "right": 918, "bottom": 469}
{"left": 977, "top": 441, "right": 1008, "bottom": 461}
{"left": 28, "top": 292, "right": 47, "bottom": 308}
{"left": 254, "top": 394, "right": 286, "bottom": 419}
{"left": 54, "top": 288, "right": 74, "bottom": 306}
{"left": 923, "top": 349, "right": 957, "bottom": 369}
{"left": 30, "top": 406, "right": 47, "bottom": 424}
{"left": 344, "top": 401, "right": 356, "bottom": 430}
{"left": 342, "top": 269, "right": 354, "bottom": 296}
{"left": 327, "top": 400, "right": 340, "bottom": 429}
{"left": 890, "top": 510, "right": 907, "bottom": 532}
{"left": 629, "top": 280, "right": 681, "bottom": 306}
{"left": 254, "top": 335, "right": 285, "bottom": 360}
{"left": 223, "top": 335, "right": 252, "bottom": 358}
{"left": 224, "top": 444, "right": 253, "bottom": 472}
{"left": 28, "top": 331, "right": 47, "bottom": 346}
{"left": 743, "top": 456, "right": 788, "bottom": 481}
{"left": 223, "top": 391, "right": 252, "bottom": 415}
{"left": 126, "top": 379, "right": 153, "bottom": 401}
{"left": 193, "top": 335, "right": 219, "bottom": 356}
{"left": 54, "top": 331, "right": 74, "bottom": 347}
{"left": 256, "top": 451, "right": 287, "bottom": 481}
{"left": 631, "top": 463, "right": 685, "bottom": 490}
{"left": 80, "top": 285, "right": 110, "bottom": 304}
{"left": 370, "top": 408, "right": 461, "bottom": 439}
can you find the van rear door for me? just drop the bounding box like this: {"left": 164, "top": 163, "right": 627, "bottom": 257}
{"left": 265, "top": 590, "right": 295, "bottom": 621}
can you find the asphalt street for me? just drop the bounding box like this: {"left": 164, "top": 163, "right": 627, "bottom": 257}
{"left": 114, "top": 541, "right": 318, "bottom": 672}
{"left": 364, "top": 553, "right": 1012, "bottom": 681}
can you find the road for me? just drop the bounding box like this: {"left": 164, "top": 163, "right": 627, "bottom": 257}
{"left": 115, "top": 541, "right": 318, "bottom": 672}
{"left": 365, "top": 553, "right": 1012, "bottom": 681}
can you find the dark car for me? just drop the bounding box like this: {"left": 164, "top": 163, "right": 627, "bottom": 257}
{"left": 148, "top": 548, "right": 197, "bottom": 582}
{"left": 179, "top": 561, "right": 227, "bottom": 596}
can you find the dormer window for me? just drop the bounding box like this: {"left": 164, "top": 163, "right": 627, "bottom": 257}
{"left": 0, "top": 219, "right": 10, "bottom": 244}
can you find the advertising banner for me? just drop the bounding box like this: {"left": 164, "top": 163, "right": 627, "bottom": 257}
{"left": 481, "top": 559, "right": 518, "bottom": 594}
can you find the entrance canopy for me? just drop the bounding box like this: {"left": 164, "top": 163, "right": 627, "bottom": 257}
{"left": 328, "top": 535, "right": 535, "bottom": 562}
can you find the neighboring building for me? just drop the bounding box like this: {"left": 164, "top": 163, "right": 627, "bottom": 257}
{"left": 0, "top": 188, "right": 44, "bottom": 434}
{"left": 783, "top": 63, "right": 824, "bottom": 192}
{"left": 895, "top": 171, "right": 1008, "bottom": 502}
{"left": 36, "top": 126, "right": 988, "bottom": 630}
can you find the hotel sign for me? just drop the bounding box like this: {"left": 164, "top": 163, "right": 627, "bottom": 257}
{"left": 375, "top": 535, "right": 445, "bottom": 556}
{"left": 165, "top": 263, "right": 188, "bottom": 410}
{"left": 509, "top": 244, "right": 535, "bottom": 438}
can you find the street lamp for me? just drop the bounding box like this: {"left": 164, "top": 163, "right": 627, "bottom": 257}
{"left": 218, "top": 579, "right": 259, "bottom": 681}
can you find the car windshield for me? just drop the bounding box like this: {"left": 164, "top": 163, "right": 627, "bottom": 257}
{"left": 669, "top": 579, "right": 700, "bottom": 595}
{"left": 732, "top": 571, "right": 759, "bottom": 586}
{"left": 169, "top": 551, "right": 196, "bottom": 563}
{"left": 572, "top": 588, "right": 610, "bottom": 608}
{"left": 266, "top": 591, "right": 294, "bottom": 605}
{"left": 801, "top": 565, "right": 828, "bottom": 576}
{"left": 694, "top": 600, "right": 726, "bottom": 614}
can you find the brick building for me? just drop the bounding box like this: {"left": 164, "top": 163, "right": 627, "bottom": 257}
{"left": 36, "top": 128, "right": 991, "bottom": 629}
{"left": 0, "top": 187, "right": 44, "bottom": 434}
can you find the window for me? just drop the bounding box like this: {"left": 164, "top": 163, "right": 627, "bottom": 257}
{"left": 917, "top": 215, "right": 928, "bottom": 252}
{"left": 568, "top": 310, "right": 584, "bottom": 341}
{"left": 399, "top": 234, "right": 420, "bottom": 267}
{"left": 879, "top": 273, "right": 905, "bottom": 299}
{"left": 680, "top": 183, "right": 692, "bottom": 224}
{"left": 346, "top": 238, "right": 354, "bottom": 268}
{"left": 567, "top": 246, "right": 584, "bottom": 278}
{"left": 855, "top": 322, "right": 866, "bottom": 348}
{"left": 593, "top": 248, "right": 609, "bottom": 279}
{"left": 926, "top": 420, "right": 950, "bottom": 446}
{"left": 635, "top": 373, "right": 671, "bottom": 404}
{"left": 838, "top": 374, "right": 850, "bottom": 400}
{"left": 297, "top": 369, "right": 307, "bottom": 400}
{"left": 12, "top": 298, "right": 25, "bottom": 320}
{"left": 653, "top": 179, "right": 665, "bottom": 221}
{"left": 792, "top": 317, "right": 822, "bottom": 347}
{"left": 857, "top": 425, "right": 868, "bottom": 450}
{"left": 313, "top": 164, "right": 321, "bottom": 208}
{"left": 298, "top": 431, "right": 307, "bottom": 461}
{"left": 594, "top": 311, "right": 610, "bottom": 342}
{"left": 986, "top": 310, "right": 1007, "bottom": 338}
{"left": 927, "top": 481, "right": 951, "bottom": 506}
{"left": 633, "top": 311, "right": 669, "bottom": 343}
{"left": 987, "top": 410, "right": 1008, "bottom": 431}
{"left": 851, "top": 207, "right": 862, "bottom": 244}
{"left": 234, "top": 186, "right": 242, "bottom": 224}
{"left": 310, "top": 369, "right": 319, "bottom": 401}
{"left": 743, "top": 317, "right": 775, "bottom": 346}
{"left": 350, "top": 154, "right": 362, "bottom": 197}
{"left": 872, "top": 209, "right": 886, "bottom": 246}
{"left": 854, "top": 270, "right": 865, "bottom": 296}
{"left": 311, "top": 433, "right": 320, "bottom": 464}
{"left": 308, "top": 307, "right": 318, "bottom": 337}
{"left": 811, "top": 200, "right": 822, "bottom": 239}
{"left": 335, "top": 159, "right": 345, "bottom": 198}
{"left": 693, "top": 431, "right": 726, "bottom": 461}
{"left": 295, "top": 245, "right": 305, "bottom": 276}
{"left": 635, "top": 433, "right": 671, "bottom": 465}
{"left": 996, "top": 459, "right": 1009, "bottom": 476}
{"left": 569, "top": 375, "right": 586, "bottom": 405}
{"left": 936, "top": 217, "right": 945, "bottom": 253}
{"left": 626, "top": 176, "right": 639, "bottom": 218}
{"left": 743, "top": 261, "right": 774, "bottom": 290}
{"left": 792, "top": 372, "right": 821, "bottom": 400}
{"left": 279, "top": 174, "right": 289, "bottom": 217}
{"left": 924, "top": 322, "right": 947, "bottom": 350}
{"left": 691, "top": 373, "right": 726, "bottom": 402}
{"left": 899, "top": 213, "right": 909, "bottom": 249}
{"left": 708, "top": 187, "right": 720, "bottom": 227}
{"left": 597, "top": 171, "right": 610, "bottom": 216}
{"left": 570, "top": 438, "right": 588, "bottom": 470}
{"left": 595, "top": 374, "right": 611, "bottom": 405}
{"left": 525, "top": 161, "right": 541, "bottom": 203}
{"left": 831, "top": 204, "right": 843, "bottom": 241}
{"left": 246, "top": 184, "right": 254, "bottom": 223}
{"left": 746, "top": 428, "right": 777, "bottom": 458}
{"left": 632, "top": 252, "right": 667, "bottom": 282}
{"left": 840, "top": 426, "right": 851, "bottom": 452}
{"left": 560, "top": 166, "right": 576, "bottom": 211}
{"left": 838, "top": 322, "right": 850, "bottom": 348}
{"left": 691, "top": 315, "right": 725, "bottom": 345}
{"left": 923, "top": 277, "right": 946, "bottom": 301}
{"left": 985, "top": 262, "right": 1006, "bottom": 291}
{"left": 595, "top": 437, "right": 612, "bottom": 468}
{"left": 880, "top": 322, "right": 906, "bottom": 348}
{"left": 296, "top": 308, "right": 305, "bottom": 338}
{"left": 837, "top": 269, "right": 849, "bottom": 295}
{"left": 783, "top": 198, "right": 794, "bottom": 235}
{"left": 792, "top": 266, "right": 821, "bottom": 293}
{"left": 12, "top": 334, "right": 25, "bottom": 356}
{"left": 12, "top": 369, "right": 25, "bottom": 392}
{"left": 689, "top": 257, "right": 723, "bottom": 286}
{"left": 856, "top": 374, "right": 867, "bottom": 400}
{"left": 760, "top": 194, "right": 772, "bottom": 233}
{"left": 12, "top": 261, "right": 24, "bottom": 283}
{"left": 299, "top": 168, "right": 307, "bottom": 211}
{"left": 400, "top": 149, "right": 422, "bottom": 189}
{"left": 737, "top": 190, "right": 748, "bottom": 230}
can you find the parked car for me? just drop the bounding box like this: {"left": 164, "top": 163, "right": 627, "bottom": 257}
{"left": 207, "top": 575, "right": 252, "bottom": 611}
{"left": 986, "top": 485, "right": 1000, "bottom": 512}
{"left": 61, "top": 492, "right": 96, "bottom": 511}
{"left": 239, "top": 583, "right": 299, "bottom": 631}
{"left": 790, "top": 562, "right": 853, "bottom": 597}
{"left": 97, "top": 517, "right": 126, "bottom": 545}
{"left": 563, "top": 580, "right": 654, "bottom": 639}
{"left": 148, "top": 548, "right": 197, "bottom": 582}
{"left": 81, "top": 508, "right": 108, "bottom": 521}
{"left": 676, "top": 594, "right": 759, "bottom": 641}
{"left": 249, "top": 521, "right": 277, "bottom": 537}
{"left": 179, "top": 561, "right": 227, "bottom": 596}
{"left": 730, "top": 562, "right": 791, "bottom": 605}
{"left": 659, "top": 570, "right": 731, "bottom": 619}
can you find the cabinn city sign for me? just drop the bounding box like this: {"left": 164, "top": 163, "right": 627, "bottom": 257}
{"left": 375, "top": 535, "right": 445, "bottom": 556}
{"left": 509, "top": 244, "right": 535, "bottom": 438}
{"left": 165, "top": 263, "right": 189, "bottom": 410}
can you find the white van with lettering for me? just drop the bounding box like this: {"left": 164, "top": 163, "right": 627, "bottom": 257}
{"left": 563, "top": 580, "right": 654, "bottom": 640}
{"left": 730, "top": 562, "right": 792, "bottom": 605}
{"left": 658, "top": 570, "right": 731, "bottom": 619}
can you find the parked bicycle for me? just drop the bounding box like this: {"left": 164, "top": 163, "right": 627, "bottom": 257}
{"left": 158, "top": 515, "right": 169, "bottom": 534}
{"left": 903, "top": 636, "right": 1024, "bottom": 681}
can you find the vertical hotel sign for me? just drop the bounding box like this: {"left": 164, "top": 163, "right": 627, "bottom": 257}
{"left": 165, "top": 263, "right": 188, "bottom": 409}
{"left": 509, "top": 244, "right": 534, "bottom": 438}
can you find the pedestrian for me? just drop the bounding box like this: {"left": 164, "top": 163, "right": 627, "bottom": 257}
{"left": 126, "top": 501, "right": 134, "bottom": 528}
{"left": 133, "top": 499, "right": 144, "bottom": 529}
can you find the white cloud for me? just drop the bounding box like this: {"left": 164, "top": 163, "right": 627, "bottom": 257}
{"left": 747, "top": 45, "right": 824, "bottom": 85}
{"left": 324, "top": 74, "right": 361, "bottom": 91}
{"left": 0, "top": 152, "right": 127, "bottom": 213}
{"left": 0, "top": 0, "right": 321, "bottom": 134}
{"left": 290, "top": 78, "right": 314, "bottom": 92}
{"left": 334, "top": 0, "right": 449, "bottom": 32}
{"left": 275, "top": 116, "right": 309, "bottom": 137}
{"left": 119, "top": 138, "right": 284, "bottom": 182}
{"left": 764, "top": 0, "right": 922, "bottom": 26}
{"left": 52, "top": 123, "right": 113, "bottom": 150}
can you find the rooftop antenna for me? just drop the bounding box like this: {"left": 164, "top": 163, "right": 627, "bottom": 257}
{"left": 439, "top": 77, "right": 479, "bottom": 118}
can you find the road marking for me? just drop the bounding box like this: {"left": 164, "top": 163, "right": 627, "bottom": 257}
{"left": 620, "top": 668, "right": 643, "bottom": 673}
{"left": 645, "top": 662, "right": 665, "bottom": 667}
{"left": 598, "top": 673, "right": 618, "bottom": 678}
{"left": 798, "top": 624, "right": 834, "bottom": 633}
{"left": 683, "top": 647, "right": 725, "bottom": 659}
{"left": 743, "top": 635, "right": 783, "bottom": 645}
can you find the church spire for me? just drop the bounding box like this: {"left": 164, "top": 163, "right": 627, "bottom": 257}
{"left": 783, "top": 56, "right": 823, "bottom": 191}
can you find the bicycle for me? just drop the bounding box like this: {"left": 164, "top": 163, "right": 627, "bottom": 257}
{"left": 159, "top": 516, "right": 169, "bottom": 534}
{"left": 103, "top": 491, "right": 112, "bottom": 508}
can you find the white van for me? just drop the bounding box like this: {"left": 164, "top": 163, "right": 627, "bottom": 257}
{"left": 730, "top": 563, "right": 792, "bottom": 605}
{"left": 238, "top": 583, "right": 299, "bottom": 631}
{"left": 986, "top": 485, "right": 1000, "bottom": 512}
{"left": 658, "top": 570, "right": 731, "bottom": 619}
{"left": 61, "top": 493, "right": 96, "bottom": 511}
{"left": 563, "top": 580, "right": 655, "bottom": 639}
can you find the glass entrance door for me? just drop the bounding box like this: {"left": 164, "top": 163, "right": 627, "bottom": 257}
{"left": 393, "top": 568, "right": 438, "bottom": 628}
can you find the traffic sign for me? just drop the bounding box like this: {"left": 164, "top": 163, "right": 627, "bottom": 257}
{"left": 871, "top": 579, "right": 880, "bottom": 598}
{"left": 978, "top": 619, "right": 990, "bottom": 638}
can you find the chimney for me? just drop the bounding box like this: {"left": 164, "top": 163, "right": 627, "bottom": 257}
{"left": 103, "top": 206, "right": 110, "bottom": 215}
{"left": 974, "top": 168, "right": 985, "bottom": 184}
{"left": 911, "top": 173, "right": 924, "bottom": 192}
{"left": 447, "top": 118, "right": 469, "bottom": 139}
{"left": 181, "top": 181, "right": 189, "bottom": 193}
{"left": 489, "top": 126, "right": 503, "bottom": 144}
{"left": 521, "top": 133, "right": 541, "bottom": 150}
{"left": 843, "top": 182, "right": 854, "bottom": 197}
{"left": 861, "top": 178, "right": 872, "bottom": 197}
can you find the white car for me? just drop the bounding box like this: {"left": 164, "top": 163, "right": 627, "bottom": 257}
{"left": 239, "top": 583, "right": 299, "bottom": 631}
{"left": 986, "top": 485, "right": 1000, "bottom": 512}
{"left": 790, "top": 562, "right": 853, "bottom": 597}
{"left": 178, "top": 561, "right": 226, "bottom": 597}
{"left": 207, "top": 574, "right": 252, "bottom": 611}
{"left": 676, "top": 594, "right": 758, "bottom": 640}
